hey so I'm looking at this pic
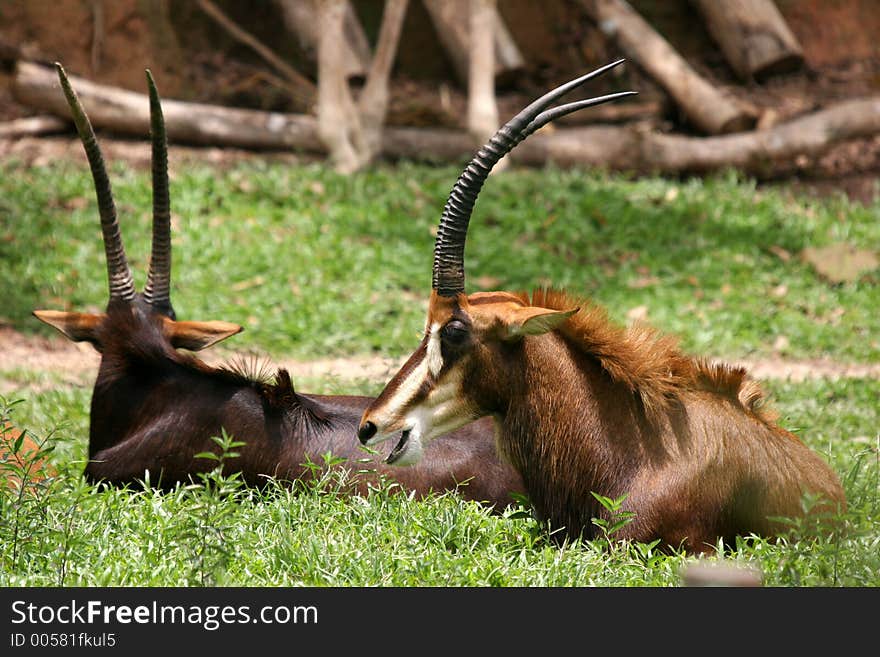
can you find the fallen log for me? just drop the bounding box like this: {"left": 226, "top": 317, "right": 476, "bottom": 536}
{"left": 13, "top": 60, "right": 324, "bottom": 152}
{"left": 518, "top": 96, "right": 880, "bottom": 177}
{"left": 13, "top": 60, "right": 880, "bottom": 179}
{"left": 692, "top": 0, "right": 804, "bottom": 81}
{"left": 642, "top": 95, "right": 880, "bottom": 175}
{"left": 0, "top": 115, "right": 68, "bottom": 139}
{"left": 580, "top": 0, "right": 755, "bottom": 135}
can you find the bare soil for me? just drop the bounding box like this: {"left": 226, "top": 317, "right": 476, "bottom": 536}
{"left": 2, "top": 326, "right": 878, "bottom": 397}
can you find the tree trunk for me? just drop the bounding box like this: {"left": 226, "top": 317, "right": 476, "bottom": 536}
{"left": 422, "top": 0, "right": 524, "bottom": 86}
{"left": 358, "top": 0, "right": 410, "bottom": 162}
{"left": 315, "top": 0, "right": 365, "bottom": 173}
{"left": 692, "top": 0, "right": 804, "bottom": 81}
{"left": 274, "top": 0, "right": 371, "bottom": 80}
{"left": 314, "top": 0, "right": 410, "bottom": 172}
{"left": 581, "top": 0, "right": 755, "bottom": 135}
{"left": 467, "top": 0, "right": 499, "bottom": 146}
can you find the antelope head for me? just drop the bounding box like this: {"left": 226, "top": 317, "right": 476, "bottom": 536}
{"left": 358, "top": 61, "right": 635, "bottom": 464}
{"left": 34, "top": 64, "right": 241, "bottom": 352}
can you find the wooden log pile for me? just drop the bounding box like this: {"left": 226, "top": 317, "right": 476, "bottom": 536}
{"left": 14, "top": 59, "right": 880, "bottom": 179}
{"left": 579, "top": 0, "right": 756, "bottom": 135}
{"left": 692, "top": 0, "right": 804, "bottom": 81}
{"left": 3, "top": 0, "right": 879, "bottom": 179}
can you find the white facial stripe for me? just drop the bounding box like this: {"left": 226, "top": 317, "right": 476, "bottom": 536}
{"left": 370, "top": 325, "right": 471, "bottom": 455}
{"left": 426, "top": 322, "right": 443, "bottom": 377}
{"left": 395, "top": 392, "right": 475, "bottom": 465}
{"left": 403, "top": 368, "right": 472, "bottom": 444}
{"left": 368, "top": 351, "right": 430, "bottom": 441}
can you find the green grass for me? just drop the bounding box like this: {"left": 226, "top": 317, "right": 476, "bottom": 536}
{"left": 1, "top": 158, "right": 878, "bottom": 586}
{"left": 1, "top": 159, "right": 878, "bottom": 362}
{"left": 1, "top": 377, "right": 878, "bottom": 587}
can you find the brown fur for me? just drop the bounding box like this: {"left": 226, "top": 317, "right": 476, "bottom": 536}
{"left": 361, "top": 286, "right": 847, "bottom": 553}
{"left": 79, "top": 302, "right": 524, "bottom": 507}
{"left": 525, "top": 288, "right": 778, "bottom": 425}
{"left": 488, "top": 290, "right": 847, "bottom": 550}
{"left": 35, "top": 69, "right": 524, "bottom": 510}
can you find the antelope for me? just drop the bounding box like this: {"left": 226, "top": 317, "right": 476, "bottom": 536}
{"left": 357, "top": 60, "right": 847, "bottom": 553}
{"left": 31, "top": 64, "right": 524, "bottom": 508}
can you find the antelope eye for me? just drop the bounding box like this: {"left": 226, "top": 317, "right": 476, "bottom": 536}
{"left": 441, "top": 319, "right": 469, "bottom": 344}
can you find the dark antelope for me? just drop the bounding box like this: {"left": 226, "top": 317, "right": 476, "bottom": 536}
{"left": 33, "top": 64, "right": 524, "bottom": 507}
{"left": 357, "top": 60, "right": 847, "bottom": 552}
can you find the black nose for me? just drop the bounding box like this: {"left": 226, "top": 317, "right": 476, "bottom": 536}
{"left": 358, "top": 421, "right": 377, "bottom": 444}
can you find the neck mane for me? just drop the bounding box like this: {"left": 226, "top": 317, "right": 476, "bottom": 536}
{"left": 95, "top": 305, "right": 325, "bottom": 420}
{"left": 516, "top": 288, "right": 774, "bottom": 425}
{"left": 488, "top": 289, "right": 843, "bottom": 546}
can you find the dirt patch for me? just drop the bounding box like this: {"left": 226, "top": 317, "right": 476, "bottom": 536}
{"left": 2, "top": 326, "right": 878, "bottom": 397}
{"left": 725, "top": 357, "right": 880, "bottom": 383}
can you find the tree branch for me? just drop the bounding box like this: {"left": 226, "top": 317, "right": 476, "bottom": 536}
{"left": 358, "top": 0, "right": 409, "bottom": 160}
{"left": 196, "top": 0, "right": 316, "bottom": 108}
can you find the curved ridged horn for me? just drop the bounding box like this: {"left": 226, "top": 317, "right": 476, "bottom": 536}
{"left": 432, "top": 59, "right": 637, "bottom": 297}
{"left": 56, "top": 63, "right": 136, "bottom": 302}
{"left": 142, "top": 69, "right": 175, "bottom": 319}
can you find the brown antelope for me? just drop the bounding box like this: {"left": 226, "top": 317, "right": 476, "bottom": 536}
{"left": 32, "top": 64, "right": 524, "bottom": 508}
{"left": 357, "top": 60, "right": 847, "bottom": 552}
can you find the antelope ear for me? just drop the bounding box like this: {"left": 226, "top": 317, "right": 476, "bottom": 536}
{"left": 163, "top": 319, "right": 243, "bottom": 351}
{"left": 33, "top": 310, "right": 104, "bottom": 347}
{"left": 504, "top": 306, "right": 578, "bottom": 341}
